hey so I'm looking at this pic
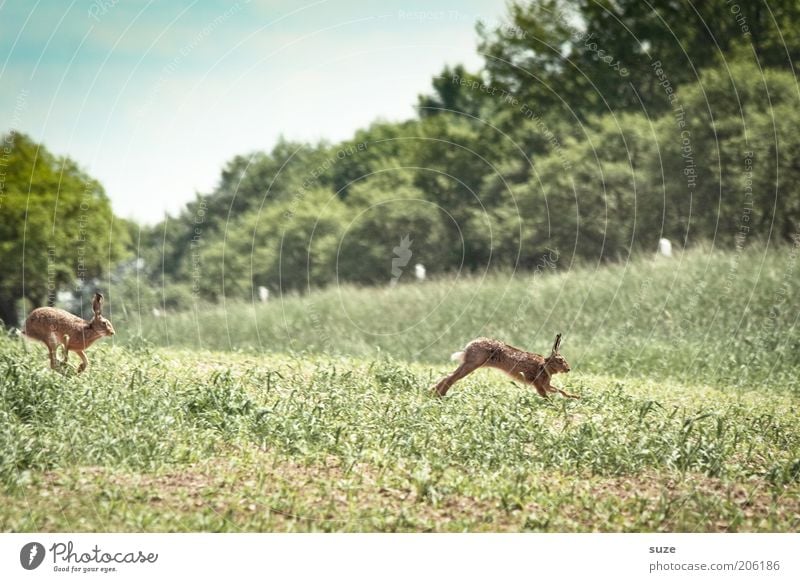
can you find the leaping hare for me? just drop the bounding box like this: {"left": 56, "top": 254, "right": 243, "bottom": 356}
{"left": 23, "top": 292, "right": 115, "bottom": 373}
{"left": 432, "top": 333, "right": 578, "bottom": 399}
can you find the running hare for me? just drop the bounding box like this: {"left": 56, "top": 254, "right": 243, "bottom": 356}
{"left": 23, "top": 292, "right": 115, "bottom": 373}
{"left": 433, "top": 333, "right": 578, "bottom": 398}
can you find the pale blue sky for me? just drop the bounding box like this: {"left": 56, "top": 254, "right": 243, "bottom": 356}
{"left": 0, "top": 0, "right": 509, "bottom": 223}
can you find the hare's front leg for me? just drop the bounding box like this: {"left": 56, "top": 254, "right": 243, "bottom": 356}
{"left": 45, "top": 333, "right": 60, "bottom": 370}
{"left": 76, "top": 350, "right": 89, "bottom": 374}
{"left": 46, "top": 344, "right": 58, "bottom": 370}
{"left": 531, "top": 377, "right": 551, "bottom": 398}
{"left": 60, "top": 334, "right": 70, "bottom": 367}
{"left": 546, "top": 380, "right": 579, "bottom": 399}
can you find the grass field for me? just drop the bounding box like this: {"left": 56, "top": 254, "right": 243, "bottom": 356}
{"left": 2, "top": 244, "right": 799, "bottom": 531}
{"left": 118, "top": 242, "right": 800, "bottom": 392}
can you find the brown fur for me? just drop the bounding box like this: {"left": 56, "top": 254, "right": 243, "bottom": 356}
{"left": 432, "top": 334, "right": 578, "bottom": 399}
{"left": 22, "top": 293, "right": 115, "bottom": 373}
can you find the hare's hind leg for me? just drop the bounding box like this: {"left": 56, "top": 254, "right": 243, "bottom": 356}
{"left": 433, "top": 360, "right": 484, "bottom": 397}
{"left": 532, "top": 379, "right": 550, "bottom": 398}
{"left": 433, "top": 363, "right": 470, "bottom": 396}
{"left": 433, "top": 345, "right": 491, "bottom": 397}
{"left": 76, "top": 350, "right": 88, "bottom": 374}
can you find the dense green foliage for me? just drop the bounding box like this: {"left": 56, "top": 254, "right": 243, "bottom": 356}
{"left": 118, "top": 1, "right": 800, "bottom": 308}
{"left": 2, "top": 2, "right": 800, "bottom": 315}
{"left": 478, "top": 0, "right": 800, "bottom": 118}
{"left": 2, "top": 246, "right": 798, "bottom": 531}
{"left": 0, "top": 132, "right": 131, "bottom": 327}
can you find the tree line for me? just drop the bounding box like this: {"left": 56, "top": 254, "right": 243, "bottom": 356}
{"left": 2, "top": 0, "right": 800, "bottom": 325}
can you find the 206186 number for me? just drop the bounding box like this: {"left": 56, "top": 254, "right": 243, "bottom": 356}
{"left": 735, "top": 560, "right": 780, "bottom": 571}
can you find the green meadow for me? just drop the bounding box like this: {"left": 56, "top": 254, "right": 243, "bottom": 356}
{"left": 1, "top": 245, "right": 798, "bottom": 531}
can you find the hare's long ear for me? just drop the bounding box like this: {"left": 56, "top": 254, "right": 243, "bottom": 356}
{"left": 551, "top": 333, "right": 562, "bottom": 354}
{"left": 92, "top": 292, "right": 104, "bottom": 317}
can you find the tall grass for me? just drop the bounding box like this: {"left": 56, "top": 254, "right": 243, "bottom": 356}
{"left": 2, "top": 342, "right": 798, "bottom": 531}
{"left": 3, "top": 243, "right": 798, "bottom": 531}
{"left": 116, "top": 243, "right": 800, "bottom": 391}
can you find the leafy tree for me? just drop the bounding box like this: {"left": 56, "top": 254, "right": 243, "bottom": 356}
{"left": 478, "top": 0, "right": 584, "bottom": 116}
{"left": 479, "top": 0, "right": 800, "bottom": 119}
{"left": 0, "top": 133, "right": 128, "bottom": 327}
{"left": 664, "top": 60, "right": 800, "bottom": 243}
{"left": 417, "top": 64, "right": 491, "bottom": 119}
{"left": 117, "top": 1, "right": 800, "bottom": 307}
{"left": 180, "top": 188, "right": 347, "bottom": 299}
{"left": 337, "top": 175, "right": 450, "bottom": 284}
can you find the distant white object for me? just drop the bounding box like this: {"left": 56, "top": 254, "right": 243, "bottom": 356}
{"left": 414, "top": 263, "right": 427, "bottom": 281}
{"left": 258, "top": 286, "right": 270, "bottom": 303}
{"left": 658, "top": 238, "right": 673, "bottom": 257}
{"left": 152, "top": 307, "right": 162, "bottom": 317}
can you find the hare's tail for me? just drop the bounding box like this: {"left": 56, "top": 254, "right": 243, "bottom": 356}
{"left": 450, "top": 351, "right": 465, "bottom": 362}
